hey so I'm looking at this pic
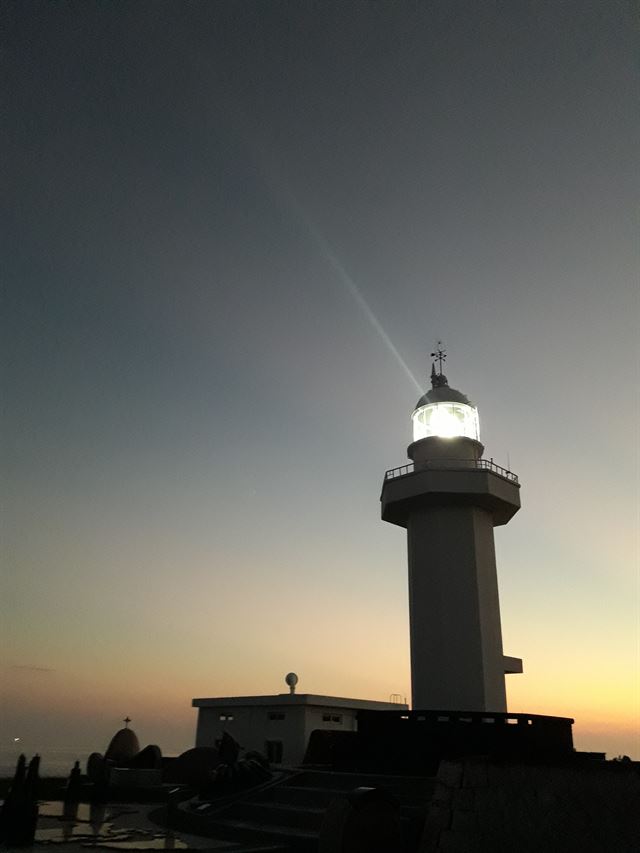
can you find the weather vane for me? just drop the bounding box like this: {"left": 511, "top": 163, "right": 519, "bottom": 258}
{"left": 430, "top": 341, "right": 446, "bottom": 375}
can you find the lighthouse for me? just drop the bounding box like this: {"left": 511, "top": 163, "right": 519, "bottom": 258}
{"left": 381, "top": 346, "right": 522, "bottom": 712}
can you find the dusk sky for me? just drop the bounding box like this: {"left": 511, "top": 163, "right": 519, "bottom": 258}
{"left": 2, "top": 1, "right": 638, "bottom": 764}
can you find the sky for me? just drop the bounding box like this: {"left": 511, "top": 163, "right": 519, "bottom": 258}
{"left": 2, "top": 0, "right": 638, "bottom": 764}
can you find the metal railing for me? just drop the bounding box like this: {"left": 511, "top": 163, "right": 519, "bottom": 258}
{"left": 384, "top": 458, "right": 519, "bottom": 484}
{"left": 359, "top": 708, "right": 572, "bottom": 727}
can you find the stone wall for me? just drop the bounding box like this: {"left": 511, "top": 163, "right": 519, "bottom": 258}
{"left": 420, "top": 759, "right": 640, "bottom": 852}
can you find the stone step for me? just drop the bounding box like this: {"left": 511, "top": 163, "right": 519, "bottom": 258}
{"left": 227, "top": 846, "right": 288, "bottom": 852}
{"left": 206, "top": 817, "right": 317, "bottom": 853}
{"left": 290, "top": 770, "right": 408, "bottom": 788}
{"left": 255, "top": 783, "right": 427, "bottom": 810}
{"left": 269, "top": 780, "right": 434, "bottom": 806}
{"left": 226, "top": 799, "right": 325, "bottom": 831}
{"left": 280, "top": 771, "right": 435, "bottom": 807}
{"left": 255, "top": 784, "right": 340, "bottom": 808}
{"left": 179, "top": 771, "right": 435, "bottom": 852}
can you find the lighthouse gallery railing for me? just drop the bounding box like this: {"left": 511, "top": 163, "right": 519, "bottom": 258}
{"left": 384, "top": 459, "right": 519, "bottom": 484}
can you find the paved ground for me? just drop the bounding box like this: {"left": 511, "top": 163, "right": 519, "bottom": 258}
{"left": 3, "top": 800, "right": 250, "bottom": 852}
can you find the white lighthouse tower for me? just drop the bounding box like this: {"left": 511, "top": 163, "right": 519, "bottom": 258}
{"left": 381, "top": 346, "right": 522, "bottom": 712}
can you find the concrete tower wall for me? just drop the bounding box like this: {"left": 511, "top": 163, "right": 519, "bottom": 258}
{"left": 407, "top": 504, "right": 507, "bottom": 711}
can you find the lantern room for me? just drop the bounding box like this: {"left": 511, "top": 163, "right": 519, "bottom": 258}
{"left": 412, "top": 399, "right": 480, "bottom": 442}
{"left": 411, "top": 345, "right": 480, "bottom": 443}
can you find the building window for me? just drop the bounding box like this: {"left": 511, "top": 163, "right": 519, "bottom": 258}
{"left": 268, "top": 712, "right": 285, "bottom": 721}
{"left": 322, "top": 714, "right": 343, "bottom": 724}
{"left": 265, "top": 740, "right": 283, "bottom": 763}
{"left": 219, "top": 713, "right": 234, "bottom": 721}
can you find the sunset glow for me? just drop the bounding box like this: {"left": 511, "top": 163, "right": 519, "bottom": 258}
{"left": 2, "top": 1, "right": 638, "bottom": 767}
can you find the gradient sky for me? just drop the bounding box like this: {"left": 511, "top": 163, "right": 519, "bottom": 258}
{"left": 2, "top": 1, "right": 638, "bottom": 764}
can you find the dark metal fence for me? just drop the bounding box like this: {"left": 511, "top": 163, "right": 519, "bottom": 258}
{"left": 384, "top": 458, "right": 519, "bottom": 484}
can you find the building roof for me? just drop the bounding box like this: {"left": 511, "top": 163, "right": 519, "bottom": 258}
{"left": 414, "top": 366, "right": 473, "bottom": 410}
{"left": 192, "top": 693, "right": 408, "bottom": 711}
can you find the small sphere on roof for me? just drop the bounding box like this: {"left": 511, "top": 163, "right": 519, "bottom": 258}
{"left": 285, "top": 672, "right": 298, "bottom": 694}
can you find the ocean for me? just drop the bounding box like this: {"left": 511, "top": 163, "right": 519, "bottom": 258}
{"left": 0, "top": 746, "right": 94, "bottom": 778}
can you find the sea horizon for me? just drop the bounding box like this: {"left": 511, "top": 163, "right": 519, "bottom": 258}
{"left": 0, "top": 745, "right": 185, "bottom": 778}
{"left": 0, "top": 745, "right": 98, "bottom": 778}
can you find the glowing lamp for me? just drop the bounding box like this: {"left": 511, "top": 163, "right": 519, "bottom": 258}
{"left": 412, "top": 400, "right": 480, "bottom": 442}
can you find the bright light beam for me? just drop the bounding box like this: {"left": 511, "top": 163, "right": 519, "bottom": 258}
{"left": 197, "top": 74, "right": 423, "bottom": 395}
{"left": 282, "top": 187, "right": 424, "bottom": 395}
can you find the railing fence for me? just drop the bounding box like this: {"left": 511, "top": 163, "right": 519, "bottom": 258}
{"left": 384, "top": 458, "right": 519, "bottom": 484}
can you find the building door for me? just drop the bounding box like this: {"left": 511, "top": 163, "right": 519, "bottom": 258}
{"left": 265, "top": 740, "right": 283, "bottom": 764}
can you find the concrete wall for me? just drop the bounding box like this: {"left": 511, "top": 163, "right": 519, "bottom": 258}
{"left": 381, "top": 466, "right": 521, "bottom": 528}
{"left": 196, "top": 703, "right": 358, "bottom": 767}
{"left": 302, "top": 706, "right": 358, "bottom": 756}
{"left": 407, "top": 505, "right": 506, "bottom": 711}
{"left": 108, "top": 768, "right": 163, "bottom": 788}
{"left": 409, "top": 435, "right": 483, "bottom": 465}
{"left": 196, "top": 705, "right": 307, "bottom": 766}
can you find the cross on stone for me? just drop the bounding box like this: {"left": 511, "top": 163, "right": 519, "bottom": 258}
{"left": 123, "top": 716, "right": 131, "bottom": 727}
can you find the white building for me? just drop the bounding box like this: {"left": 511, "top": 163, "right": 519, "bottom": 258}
{"left": 193, "top": 688, "right": 406, "bottom": 767}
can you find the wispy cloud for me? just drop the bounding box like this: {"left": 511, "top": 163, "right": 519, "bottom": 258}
{"left": 10, "top": 665, "right": 54, "bottom": 673}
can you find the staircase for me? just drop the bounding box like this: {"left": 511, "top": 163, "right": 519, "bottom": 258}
{"left": 192, "top": 769, "right": 435, "bottom": 852}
